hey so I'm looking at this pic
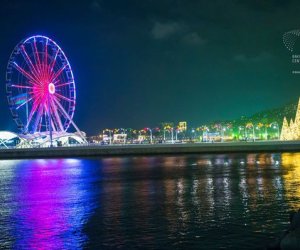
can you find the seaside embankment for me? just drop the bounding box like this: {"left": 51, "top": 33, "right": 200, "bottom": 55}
{"left": 1, "top": 140, "right": 300, "bottom": 159}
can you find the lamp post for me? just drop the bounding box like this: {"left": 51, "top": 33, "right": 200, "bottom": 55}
{"left": 203, "top": 127, "right": 209, "bottom": 142}
{"left": 171, "top": 127, "right": 174, "bottom": 144}
{"left": 256, "top": 123, "right": 265, "bottom": 140}
{"left": 138, "top": 130, "right": 142, "bottom": 144}
{"left": 276, "top": 124, "right": 280, "bottom": 140}
{"left": 149, "top": 128, "right": 153, "bottom": 144}
{"left": 123, "top": 128, "right": 127, "bottom": 144}
{"left": 47, "top": 95, "right": 53, "bottom": 147}
{"left": 221, "top": 127, "right": 226, "bottom": 142}
{"left": 265, "top": 125, "right": 268, "bottom": 140}
{"left": 145, "top": 128, "right": 153, "bottom": 144}
{"left": 103, "top": 129, "right": 112, "bottom": 144}
{"left": 256, "top": 125, "right": 260, "bottom": 140}
{"left": 191, "top": 128, "right": 195, "bottom": 142}
{"left": 245, "top": 123, "right": 255, "bottom": 141}
{"left": 270, "top": 122, "right": 280, "bottom": 140}
{"left": 109, "top": 130, "right": 112, "bottom": 144}
{"left": 239, "top": 126, "right": 245, "bottom": 140}
{"left": 251, "top": 124, "right": 255, "bottom": 142}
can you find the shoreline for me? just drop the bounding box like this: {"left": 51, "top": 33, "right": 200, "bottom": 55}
{"left": 1, "top": 140, "right": 300, "bottom": 159}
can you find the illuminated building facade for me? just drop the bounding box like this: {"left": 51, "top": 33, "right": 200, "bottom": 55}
{"left": 178, "top": 121, "right": 187, "bottom": 131}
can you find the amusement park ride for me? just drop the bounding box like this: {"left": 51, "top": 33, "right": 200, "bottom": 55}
{"left": 4, "top": 35, "right": 87, "bottom": 147}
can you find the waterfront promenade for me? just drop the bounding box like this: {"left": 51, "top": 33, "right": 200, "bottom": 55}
{"left": 1, "top": 140, "right": 300, "bottom": 159}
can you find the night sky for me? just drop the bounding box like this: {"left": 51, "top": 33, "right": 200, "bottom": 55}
{"left": 1, "top": 0, "right": 300, "bottom": 135}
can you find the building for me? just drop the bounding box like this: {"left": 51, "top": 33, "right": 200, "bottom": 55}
{"left": 113, "top": 133, "right": 127, "bottom": 144}
{"left": 178, "top": 121, "right": 187, "bottom": 131}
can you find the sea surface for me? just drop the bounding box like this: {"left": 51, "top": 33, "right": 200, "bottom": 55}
{"left": 0, "top": 152, "right": 300, "bottom": 249}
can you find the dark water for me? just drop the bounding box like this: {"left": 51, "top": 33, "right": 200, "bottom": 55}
{"left": 0, "top": 153, "right": 300, "bottom": 249}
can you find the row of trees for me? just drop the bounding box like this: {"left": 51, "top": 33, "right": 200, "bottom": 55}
{"left": 94, "top": 121, "right": 281, "bottom": 143}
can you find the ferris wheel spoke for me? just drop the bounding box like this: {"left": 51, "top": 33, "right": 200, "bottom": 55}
{"left": 33, "top": 37, "right": 42, "bottom": 73}
{"left": 15, "top": 97, "right": 33, "bottom": 110}
{"left": 51, "top": 119, "right": 57, "bottom": 132}
{"left": 12, "top": 62, "right": 38, "bottom": 85}
{"left": 50, "top": 97, "right": 64, "bottom": 132}
{"left": 49, "top": 49, "right": 60, "bottom": 75}
{"left": 30, "top": 89, "right": 42, "bottom": 100}
{"left": 51, "top": 102, "right": 60, "bottom": 132}
{"left": 28, "top": 80, "right": 41, "bottom": 87}
{"left": 51, "top": 64, "right": 67, "bottom": 82}
{"left": 20, "top": 45, "right": 41, "bottom": 82}
{"left": 55, "top": 81, "right": 74, "bottom": 88}
{"left": 44, "top": 102, "right": 56, "bottom": 132}
{"left": 45, "top": 38, "right": 48, "bottom": 68}
{"left": 52, "top": 79, "right": 60, "bottom": 85}
{"left": 54, "top": 92, "right": 74, "bottom": 103}
{"left": 11, "top": 84, "right": 33, "bottom": 89}
{"left": 25, "top": 100, "right": 40, "bottom": 132}
{"left": 41, "top": 38, "right": 49, "bottom": 82}
{"left": 32, "top": 105, "right": 44, "bottom": 133}
{"left": 53, "top": 97, "right": 74, "bottom": 126}
{"left": 54, "top": 97, "right": 85, "bottom": 141}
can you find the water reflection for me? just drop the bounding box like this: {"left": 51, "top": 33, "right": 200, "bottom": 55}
{"left": 2, "top": 159, "right": 95, "bottom": 249}
{"left": 0, "top": 160, "right": 20, "bottom": 249}
{"left": 281, "top": 153, "right": 300, "bottom": 210}
{"left": 1, "top": 153, "right": 300, "bottom": 249}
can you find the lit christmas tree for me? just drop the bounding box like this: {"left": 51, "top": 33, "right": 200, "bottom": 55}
{"left": 280, "top": 98, "right": 300, "bottom": 141}
{"left": 290, "top": 119, "right": 295, "bottom": 140}
{"left": 294, "top": 97, "right": 300, "bottom": 138}
{"left": 280, "top": 117, "right": 289, "bottom": 140}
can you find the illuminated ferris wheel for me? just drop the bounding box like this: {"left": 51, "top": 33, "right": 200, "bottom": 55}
{"left": 6, "top": 35, "right": 77, "bottom": 134}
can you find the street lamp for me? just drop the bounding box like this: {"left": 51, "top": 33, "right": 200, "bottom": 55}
{"left": 264, "top": 125, "right": 268, "bottom": 140}
{"left": 145, "top": 128, "right": 153, "bottom": 144}
{"left": 239, "top": 126, "right": 245, "bottom": 140}
{"left": 202, "top": 127, "right": 209, "bottom": 142}
{"left": 221, "top": 127, "right": 226, "bottom": 142}
{"left": 255, "top": 125, "right": 259, "bottom": 139}
{"left": 191, "top": 128, "right": 195, "bottom": 142}
{"left": 270, "top": 122, "right": 280, "bottom": 140}
{"left": 119, "top": 128, "right": 127, "bottom": 144}
{"left": 245, "top": 123, "right": 255, "bottom": 141}
{"left": 103, "top": 129, "right": 112, "bottom": 144}
{"left": 251, "top": 124, "right": 255, "bottom": 142}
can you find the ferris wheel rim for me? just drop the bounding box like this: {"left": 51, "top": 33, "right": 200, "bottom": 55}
{"left": 6, "top": 35, "right": 77, "bottom": 134}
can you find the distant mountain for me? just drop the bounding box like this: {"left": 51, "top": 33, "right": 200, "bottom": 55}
{"left": 248, "top": 100, "right": 297, "bottom": 124}
{"left": 208, "top": 100, "right": 298, "bottom": 128}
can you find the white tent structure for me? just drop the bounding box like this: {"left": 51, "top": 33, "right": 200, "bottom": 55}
{"left": 0, "top": 131, "right": 85, "bottom": 148}
{"left": 0, "top": 131, "right": 24, "bottom": 148}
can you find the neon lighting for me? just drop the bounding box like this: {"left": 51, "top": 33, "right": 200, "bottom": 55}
{"left": 16, "top": 97, "right": 33, "bottom": 110}
{"left": 48, "top": 83, "right": 55, "bottom": 94}
{"left": 11, "top": 93, "right": 28, "bottom": 105}
{"left": 6, "top": 35, "right": 76, "bottom": 134}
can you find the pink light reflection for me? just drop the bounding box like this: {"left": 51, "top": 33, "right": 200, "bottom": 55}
{"left": 13, "top": 159, "right": 92, "bottom": 249}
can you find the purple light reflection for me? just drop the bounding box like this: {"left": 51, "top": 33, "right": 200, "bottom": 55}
{"left": 12, "top": 158, "right": 94, "bottom": 249}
